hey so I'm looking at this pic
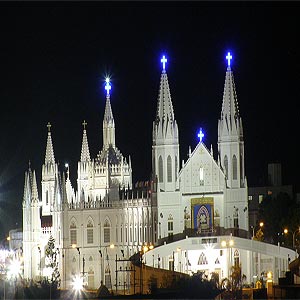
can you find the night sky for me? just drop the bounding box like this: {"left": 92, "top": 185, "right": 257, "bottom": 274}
{"left": 0, "top": 2, "right": 299, "bottom": 240}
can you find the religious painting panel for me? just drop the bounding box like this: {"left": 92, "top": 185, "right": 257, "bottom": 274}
{"left": 191, "top": 197, "right": 214, "bottom": 234}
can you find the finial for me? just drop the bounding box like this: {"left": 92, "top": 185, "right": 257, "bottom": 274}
{"left": 105, "top": 77, "right": 111, "bottom": 96}
{"left": 161, "top": 55, "right": 167, "bottom": 71}
{"left": 47, "top": 122, "right": 51, "bottom": 132}
{"left": 82, "top": 120, "right": 87, "bottom": 130}
{"left": 226, "top": 52, "right": 232, "bottom": 67}
{"left": 28, "top": 160, "right": 31, "bottom": 169}
{"left": 197, "top": 128, "right": 205, "bottom": 143}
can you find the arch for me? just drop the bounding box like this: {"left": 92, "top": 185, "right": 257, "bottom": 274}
{"left": 167, "top": 155, "right": 172, "bottom": 182}
{"left": 224, "top": 155, "right": 228, "bottom": 178}
{"left": 158, "top": 156, "right": 163, "bottom": 183}
{"left": 232, "top": 155, "right": 237, "bottom": 180}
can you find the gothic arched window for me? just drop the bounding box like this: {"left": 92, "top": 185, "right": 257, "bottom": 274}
{"left": 159, "top": 156, "right": 163, "bottom": 183}
{"left": 167, "top": 155, "right": 172, "bottom": 182}
{"left": 234, "top": 249, "right": 240, "bottom": 266}
{"left": 70, "top": 220, "right": 77, "bottom": 245}
{"left": 168, "top": 215, "right": 173, "bottom": 238}
{"left": 232, "top": 155, "right": 237, "bottom": 180}
{"left": 104, "top": 219, "right": 111, "bottom": 243}
{"left": 224, "top": 155, "right": 228, "bottom": 178}
{"left": 175, "top": 156, "right": 178, "bottom": 181}
{"left": 87, "top": 219, "right": 94, "bottom": 244}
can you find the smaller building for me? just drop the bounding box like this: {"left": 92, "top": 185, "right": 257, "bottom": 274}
{"left": 248, "top": 163, "right": 293, "bottom": 228}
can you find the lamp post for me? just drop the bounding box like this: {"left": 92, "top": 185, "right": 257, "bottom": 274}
{"left": 284, "top": 227, "right": 300, "bottom": 253}
{"left": 221, "top": 237, "right": 234, "bottom": 278}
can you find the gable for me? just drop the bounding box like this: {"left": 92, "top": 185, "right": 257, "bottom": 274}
{"left": 179, "top": 143, "right": 225, "bottom": 193}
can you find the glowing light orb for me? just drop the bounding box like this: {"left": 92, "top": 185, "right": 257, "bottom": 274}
{"left": 72, "top": 275, "right": 83, "bottom": 291}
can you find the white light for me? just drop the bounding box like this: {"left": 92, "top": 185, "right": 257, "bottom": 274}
{"left": 7, "top": 259, "right": 21, "bottom": 279}
{"left": 72, "top": 275, "right": 83, "bottom": 291}
{"left": 65, "top": 163, "right": 69, "bottom": 168}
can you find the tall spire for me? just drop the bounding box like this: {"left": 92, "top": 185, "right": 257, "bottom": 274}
{"left": 152, "top": 54, "right": 180, "bottom": 192}
{"left": 219, "top": 52, "right": 242, "bottom": 137}
{"left": 155, "top": 67, "right": 175, "bottom": 127}
{"left": 31, "top": 170, "right": 39, "bottom": 204}
{"left": 103, "top": 78, "right": 115, "bottom": 148}
{"left": 45, "top": 122, "right": 55, "bottom": 165}
{"left": 80, "top": 120, "right": 91, "bottom": 162}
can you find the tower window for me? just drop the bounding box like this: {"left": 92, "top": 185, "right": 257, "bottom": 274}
{"left": 224, "top": 155, "right": 228, "bottom": 178}
{"left": 70, "top": 221, "right": 77, "bottom": 245}
{"left": 199, "top": 167, "right": 204, "bottom": 186}
{"left": 87, "top": 220, "right": 93, "bottom": 244}
{"left": 159, "top": 156, "right": 163, "bottom": 183}
{"left": 232, "top": 155, "right": 237, "bottom": 180}
{"left": 104, "top": 219, "right": 111, "bottom": 243}
{"left": 167, "top": 155, "right": 172, "bottom": 182}
{"left": 175, "top": 156, "right": 178, "bottom": 181}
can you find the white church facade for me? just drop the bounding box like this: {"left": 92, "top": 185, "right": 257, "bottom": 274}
{"left": 22, "top": 53, "right": 294, "bottom": 291}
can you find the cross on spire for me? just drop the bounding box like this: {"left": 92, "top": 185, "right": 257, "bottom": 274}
{"left": 105, "top": 78, "right": 111, "bottom": 96}
{"left": 161, "top": 55, "right": 167, "bottom": 71}
{"left": 226, "top": 52, "right": 232, "bottom": 67}
{"left": 82, "top": 120, "right": 87, "bottom": 130}
{"left": 198, "top": 128, "right": 204, "bottom": 143}
{"left": 47, "top": 122, "right": 51, "bottom": 132}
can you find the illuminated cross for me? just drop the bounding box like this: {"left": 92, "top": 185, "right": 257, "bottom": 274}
{"left": 82, "top": 120, "right": 87, "bottom": 130}
{"left": 161, "top": 55, "right": 167, "bottom": 70}
{"left": 198, "top": 128, "right": 204, "bottom": 142}
{"left": 226, "top": 52, "right": 232, "bottom": 67}
{"left": 47, "top": 122, "right": 51, "bottom": 132}
{"left": 105, "top": 78, "right": 111, "bottom": 95}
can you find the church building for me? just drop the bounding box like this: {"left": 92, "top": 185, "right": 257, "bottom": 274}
{"left": 22, "top": 53, "right": 294, "bottom": 290}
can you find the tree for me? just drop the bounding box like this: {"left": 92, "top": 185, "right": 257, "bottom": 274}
{"left": 258, "top": 192, "right": 297, "bottom": 245}
{"left": 45, "top": 235, "right": 61, "bottom": 288}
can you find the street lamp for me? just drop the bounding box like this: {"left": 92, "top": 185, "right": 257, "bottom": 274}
{"left": 221, "top": 237, "right": 234, "bottom": 278}
{"left": 284, "top": 227, "right": 300, "bottom": 249}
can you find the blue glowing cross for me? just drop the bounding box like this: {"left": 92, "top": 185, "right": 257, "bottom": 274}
{"left": 105, "top": 78, "right": 111, "bottom": 95}
{"left": 226, "top": 52, "right": 232, "bottom": 67}
{"left": 161, "top": 55, "right": 167, "bottom": 70}
{"left": 198, "top": 128, "right": 204, "bottom": 143}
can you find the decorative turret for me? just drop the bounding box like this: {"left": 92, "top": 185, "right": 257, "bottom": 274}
{"left": 77, "top": 121, "right": 91, "bottom": 201}
{"left": 103, "top": 78, "right": 115, "bottom": 149}
{"left": 41, "top": 123, "right": 58, "bottom": 215}
{"left": 152, "top": 55, "right": 179, "bottom": 192}
{"left": 80, "top": 120, "right": 91, "bottom": 162}
{"left": 218, "top": 52, "right": 245, "bottom": 188}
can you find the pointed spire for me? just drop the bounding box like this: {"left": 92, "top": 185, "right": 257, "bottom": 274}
{"left": 155, "top": 66, "right": 175, "bottom": 124}
{"left": 31, "top": 170, "right": 39, "bottom": 203}
{"left": 103, "top": 77, "right": 115, "bottom": 148}
{"left": 80, "top": 120, "right": 91, "bottom": 162}
{"left": 45, "top": 122, "right": 55, "bottom": 165}
{"left": 220, "top": 53, "right": 241, "bottom": 134}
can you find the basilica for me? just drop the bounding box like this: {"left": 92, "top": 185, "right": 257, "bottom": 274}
{"left": 22, "top": 53, "right": 294, "bottom": 291}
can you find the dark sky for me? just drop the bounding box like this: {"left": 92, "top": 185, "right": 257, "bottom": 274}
{"left": 0, "top": 2, "right": 299, "bottom": 240}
